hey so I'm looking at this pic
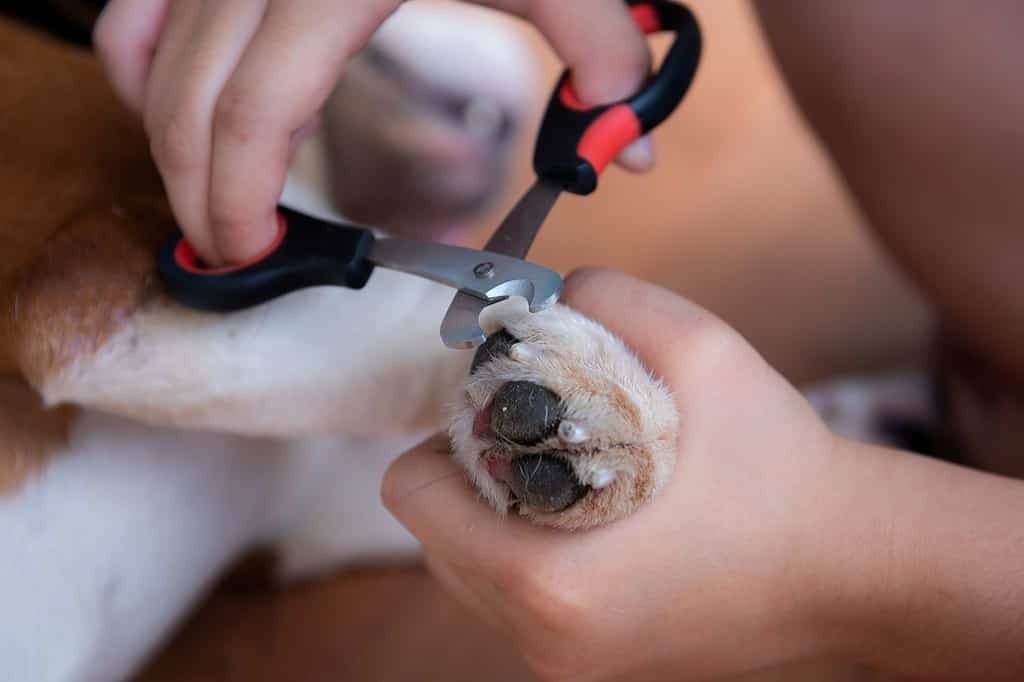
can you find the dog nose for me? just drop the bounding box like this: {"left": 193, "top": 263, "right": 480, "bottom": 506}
{"left": 508, "top": 454, "right": 588, "bottom": 513}
{"left": 490, "top": 380, "right": 562, "bottom": 445}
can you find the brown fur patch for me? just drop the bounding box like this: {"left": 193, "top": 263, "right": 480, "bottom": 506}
{"left": 628, "top": 444, "right": 658, "bottom": 508}
{"left": 10, "top": 200, "right": 173, "bottom": 388}
{"left": 564, "top": 363, "right": 643, "bottom": 431}
{"left": 0, "top": 375, "right": 77, "bottom": 494}
{"left": 609, "top": 382, "right": 644, "bottom": 432}
{"left": 0, "top": 17, "right": 174, "bottom": 384}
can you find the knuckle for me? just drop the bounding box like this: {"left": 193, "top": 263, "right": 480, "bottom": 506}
{"left": 563, "top": 266, "right": 612, "bottom": 294}
{"left": 561, "top": 267, "right": 618, "bottom": 308}
{"left": 214, "top": 85, "right": 264, "bottom": 143}
{"left": 206, "top": 203, "right": 252, "bottom": 238}
{"left": 623, "top": 31, "right": 652, "bottom": 72}
{"left": 666, "top": 314, "right": 751, "bottom": 379}
{"left": 505, "top": 554, "right": 593, "bottom": 636}
{"left": 510, "top": 574, "right": 594, "bottom": 682}
{"left": 206, "top": 200, "right": 272, "bottom": 259}
{"left": 148, "top": 111, "right": 205, "bottom": 172}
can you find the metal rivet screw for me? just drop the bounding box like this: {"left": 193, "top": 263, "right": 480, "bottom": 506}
{"left": 473, "top": 262, "right": 495, "bottom": 279}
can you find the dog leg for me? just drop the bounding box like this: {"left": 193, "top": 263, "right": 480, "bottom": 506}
{"left": 449, "top": 300, "right": 679, "bottom": 530}
{"left": 0, "top": 409, "right": 321, "bottom": 682}
{"left": 268, "top": 433, "right": 425, "bottom": 582}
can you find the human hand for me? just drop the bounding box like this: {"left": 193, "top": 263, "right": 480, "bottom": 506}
{"left": 94, "top": 1, "right": 652, "bottom": 265}
{"left": 382, "top": 268, "right": 868, "bottom": 681}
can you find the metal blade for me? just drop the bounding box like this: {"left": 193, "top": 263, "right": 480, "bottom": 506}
{"left": 440, "top": 179, "right": 562, "bottom": 348}
{"left": 482, "top": 179, "right": 562, "bottom": 257}
{"left": 440, "top": 292, "right": 493, "bottom": 349}
{"left": 370, "top": 238, "right": 560, "bottom": 308}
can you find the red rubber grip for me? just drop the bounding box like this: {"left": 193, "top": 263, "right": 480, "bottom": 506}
{"left": 534, "top": 1, "right": 700, "bottom": 194}
{"left": 630, "top": 3, "right": 661, "bottom": 33}
{"left": 576, "top": 105, "right": 643, "bottom": 176}
{"left": 173, "top": 213, "right": 287, "bottom": 275}
{"left": 558, "top": 4, "right": 663, "bottom": 112}
{"left": 558, "top": 80, "right": 589, "bottom": 112}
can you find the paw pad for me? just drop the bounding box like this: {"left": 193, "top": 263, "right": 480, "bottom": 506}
{"left": 508, "top": 454, "right": 588, "bottom": 513}
{"left": 490, "top": 380, "right": 563, "bottom": 445}
{"left": 448, "top": 307, "right": 679, "bottom": 530}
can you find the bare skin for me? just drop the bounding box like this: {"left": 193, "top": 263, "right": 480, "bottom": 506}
{"left": 382, "top": 2, "right": 1024, "bottom": 680}
{"left": 68, "top": 0, "right": 1024, "bottom": 675}
{"left": 93, "top": 0, "right": 653, "bottom": 265}
{"left": 385, "top": 269, "right": 1024, "bottom": 681}
{"left": 136, "top": 3, "right": 930, "bottom": 678}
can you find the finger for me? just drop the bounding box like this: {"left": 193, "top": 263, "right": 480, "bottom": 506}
{"left": 476, "top": 0, "right": 654, "bottom": 171}
{"left": 383, "top": 274, "right": 718, "bottom": 561}
{"left": 93, "top": 0, "right": 173, "bottom": 112}
{"left": 208, "top": 0, "right": 401, "bottom": 264}
{"left": 476, "top": 0, "right": 650, "bottom": 105}
{"left": 381, "top": 435, "right": 558, "bottom": 569}
{"left": 142, "top": 0, "right": 267, "bottom": 263}
{"left": 557, "top": 267, "right": 757, "bottom": 401}
{"left": 614, "top": 135, "right": 655, "bottom": 173}
{"left": 563, "top": 267, "right": 710, "bottom": 356}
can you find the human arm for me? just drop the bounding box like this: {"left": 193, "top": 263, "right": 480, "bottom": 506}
{"left": 382, "top": 268, "right": 1024, "bottom": 681}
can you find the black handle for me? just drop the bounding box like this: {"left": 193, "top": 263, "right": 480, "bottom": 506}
{"left": 533, "top": 0, "right": 702, "bottom": 195}
{"left": 157, "top": 206, "right": 376, "bottom": 312}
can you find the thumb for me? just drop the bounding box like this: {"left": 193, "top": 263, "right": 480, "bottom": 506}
{"left": 381, "top": 436, "right": 552, "bottom": 567}
{"left": 615, "top": 134, "right": 655, "bottom": 172}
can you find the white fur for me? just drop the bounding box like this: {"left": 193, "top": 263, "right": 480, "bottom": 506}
{"left": 0, "top": 4, "right": 672, "bottom": 679}
{"left": 0, "top": 409, "right": 426, "bottom": 681}
{"left": 372, "top": 0, "right": 537, "bottom": 118}
{"left": 2, "top": 7, "right": 524, "bottom": 676}
{"left": 558, "top": 420, "right": 590, "bottom": 444}
{"left": 448, "top": 301, "right": 679, "bottom": 529}
{"left": 40, "top": 271, "right": 469, "bottom": 438}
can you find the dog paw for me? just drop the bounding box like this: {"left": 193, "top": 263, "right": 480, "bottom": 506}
{"left": 448, "top": 301, "right": 678, "bottom": 530}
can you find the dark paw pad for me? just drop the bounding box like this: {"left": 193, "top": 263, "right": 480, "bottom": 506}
{"left": 509, "top": 454, "right": 588, "bottom": 513}
{"left": 490, "top": 380, "right": 562, "bottom": 445}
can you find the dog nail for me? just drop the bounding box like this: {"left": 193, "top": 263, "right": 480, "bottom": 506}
{"left": 471, "top": 329, "right": 519, "bottom": 374}
{"left": 590, "top": 469, "right": 616, "bottom": 489}
{"left": 557, "top": 420, "right": 588, "bottom": 444}
{"left": 509, "top": 343, "right": 534, "bottom": 362}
